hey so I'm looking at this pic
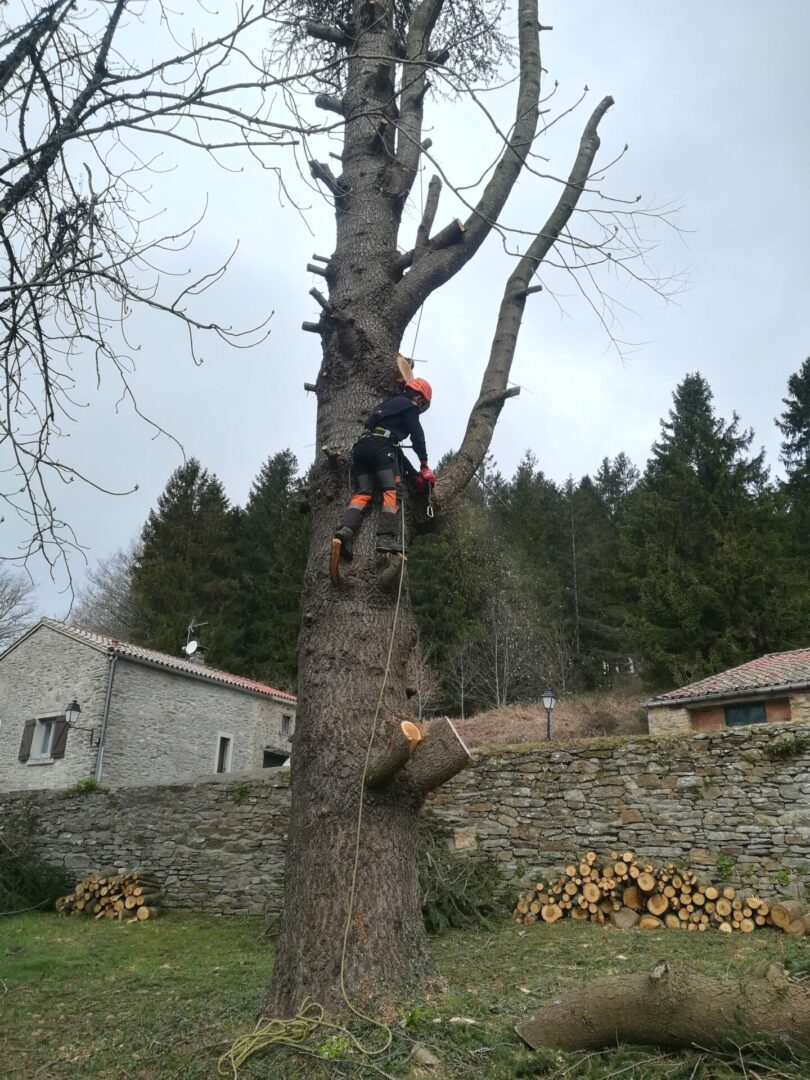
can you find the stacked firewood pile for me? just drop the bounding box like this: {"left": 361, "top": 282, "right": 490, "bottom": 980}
{"left": 514, "top": 850, "right": 807, "bottom": 935}
{"left": 55, "top": 870, "right": 161, "bottom": 922}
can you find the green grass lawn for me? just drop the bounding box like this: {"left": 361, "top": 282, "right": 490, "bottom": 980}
{"left": 1, "top": 913, "right": 809, "bottom": 1079}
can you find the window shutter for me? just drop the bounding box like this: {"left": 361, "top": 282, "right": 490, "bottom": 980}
{"left": 50, "top": 719, "right": 69, "bottom": 759}
{"left": 18, "top": 719, "right": 35, "bottom": 762}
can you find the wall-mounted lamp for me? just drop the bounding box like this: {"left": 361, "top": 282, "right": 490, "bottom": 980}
{"left": 65, "top": 699, "right": 101, "bottom": 748}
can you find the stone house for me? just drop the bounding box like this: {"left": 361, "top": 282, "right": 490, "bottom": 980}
{"left": 0, "top": 619, "right": 297, "bottom": 792}
{"left": 645, "top": 647, "right": 810, "bottom": 736}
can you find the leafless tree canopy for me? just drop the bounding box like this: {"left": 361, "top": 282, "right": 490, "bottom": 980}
{"left": 71, "top": 540, "right": 139, "bottom": 638}
{"left": 0, "top": 566, "right": 38, "bottom": 647}
{"left": 0, "top": 0, "right": 300, "bottom": 573}
{"left": 276, "top": 0, "right": 512, "bottom": 88}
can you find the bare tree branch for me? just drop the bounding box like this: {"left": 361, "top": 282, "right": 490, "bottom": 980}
{"left": 391, "top": 0, "right": 541, "bottom": 325}
{"left": 0, "top": 566, "right": 38, "bottom": 648}
{"left": 0, "top": 0, "right": 319, "bottom": 573}
{"left": 437, "top": 95, "right": 614, "bottom": 504}
{"left": 391, "top": 0, "right": 445, "bottom": 201}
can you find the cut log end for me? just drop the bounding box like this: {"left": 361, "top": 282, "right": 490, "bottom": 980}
{"left": 402, "top": 716, "right": 471, "bottom": 796}
{"left": 367, "top": 721, "right": 423, "bottom": 790}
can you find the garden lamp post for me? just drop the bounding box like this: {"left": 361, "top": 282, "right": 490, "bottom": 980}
{"left": 542, "top": 688, "right": 558, "bottom": 741}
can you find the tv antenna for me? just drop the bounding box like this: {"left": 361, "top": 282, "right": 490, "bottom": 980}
{"left": 182, "top": 619, "right": 208, "bottom": 658}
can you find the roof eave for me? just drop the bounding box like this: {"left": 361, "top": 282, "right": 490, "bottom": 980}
{"left": 115, "top": 651, "right": 295, "bottom": 704}
{"left": 645, "top": 680, "right": 810, "bottom": 710}
{"left": 0, "top": 618, "right": 110, "bottom": 664}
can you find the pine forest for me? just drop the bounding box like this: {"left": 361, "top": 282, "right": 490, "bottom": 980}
{"left": 74, "top": 364, "right": 810, "bottom": 707}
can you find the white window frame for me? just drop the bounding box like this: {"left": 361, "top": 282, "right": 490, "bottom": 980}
{"left": 29, "top": 715, "right": 59, "bottom": 763}
{"left": 215, "top": 732, "right": 233, "bottom": 774}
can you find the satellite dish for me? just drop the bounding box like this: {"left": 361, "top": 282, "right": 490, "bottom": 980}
{"left": 184, "top": 640, "right": 198, "bottom": 656}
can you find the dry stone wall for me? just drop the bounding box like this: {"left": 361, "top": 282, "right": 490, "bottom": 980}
{"left": 1, "top": 772, "right": 292, "bottom": 915}
{"left": 2, "top": 721, "right": 809, "bottom": 914}
{"left": 428, "top": 722, "right": 810, "bottom": 896}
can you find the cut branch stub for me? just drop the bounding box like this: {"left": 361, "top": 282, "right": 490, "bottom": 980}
{"left": 309, "top": 160, "right": 347, "bottom": 203}
{"left": 395, "top": 218, "right": 465, "bottom": 273}
{"left": 314, "top": 93, "right": 345, "bottom": 116}
{"left": 309, "top": 287, "right": 331, "bottom": 313}
{"left": 367, "top": 721, "right": 422, "bottom": 790}
{"left": 516, "top": 960, "right": 810, "bottom": 1052}
{"left": 403, "top": 716, "right": 472, "bottom": 796}
{"left": 413, "top": 175, "right": 442, "bottom": 263}
{"left": 306, "top": 22, "right": 352, "bottom": 47}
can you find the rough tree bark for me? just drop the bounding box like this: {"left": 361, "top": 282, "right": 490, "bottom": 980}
{"left": 268, "top": 0, "right": 614, "bottom": 1015}
{"left": 517, "top": 960, "right": 810, "bottom": 1051}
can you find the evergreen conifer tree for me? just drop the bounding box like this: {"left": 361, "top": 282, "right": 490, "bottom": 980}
{"left": 568, "top": 470, "right": 638, "bottom": 686}
{"left": 130, "top": 459, "right": 241, "bottom": 668}
{"left": 777, "top": 357, "right": 810, "bottom": 493}
{"left": 239, "top": 451, "right": 310, "bottom": 688}
{"left": 769, "top": 357, "right": 810, "bottom": 643}
{"left": 623, "top": 373, "right": 772, "bottom": 687}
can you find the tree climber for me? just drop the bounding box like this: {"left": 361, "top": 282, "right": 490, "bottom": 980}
{"left": 333, "top": 378, "right": 435, "bottom": 560}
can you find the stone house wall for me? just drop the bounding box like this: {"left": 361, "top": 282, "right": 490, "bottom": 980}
{"left": 650, "top": 695, "right": 799, "bottom": 735}
{"left": 0, "top": 623, "right": 296, "bottom": 792}
{"left": 101, "top": 659, "right": 294, "bottom": 787}
{"left": 646, "top": 705, "right": 690, "bottom": 736}
{"left": 0, "top": 628, "right": 109, "bottom": 792}
{"left": 791, "top": 692, "right": 810, "bottom": 723}
{"left": 2, "top": 721, "right": 809, "bottom": 913}
{"left": 689, "top": 698, "right": 791, "bottom": 731}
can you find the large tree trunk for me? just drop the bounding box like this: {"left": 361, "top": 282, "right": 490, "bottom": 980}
{"left": 267, "top": 0, "right": 613, "bottom": 1015}
{"left": 267, "top": 1, "right": 445, "bottom": 1016}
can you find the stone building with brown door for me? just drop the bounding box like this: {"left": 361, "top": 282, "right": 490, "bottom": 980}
{"left": 645, "top": 647, "right": 810, "bottom": 736}
{"left": 0, "top": 619, "right": 296, "bottom": 792}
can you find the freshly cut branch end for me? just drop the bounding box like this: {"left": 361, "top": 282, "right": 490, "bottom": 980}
{"left": 367, "top": 721, "right": 423, "bottom": 789}
{"left": 404, "top": 716, "right": 472, "bottom": 796}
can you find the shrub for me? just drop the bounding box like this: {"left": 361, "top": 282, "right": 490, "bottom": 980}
{"left": 0, "top": 807, "right": 72, "bottom": 915}
{"left": 715, "top": 853, "right": 734, "bottom": 882}
{"left": 580, "top": 710, "right": 620, "bottom": 738}
{"left": 766, "top": 732, "right": 810, "bottom": 761}
{"left": 232, "top": 782, "right": 249, "bottom": 805}
{"left": 65, "top": 776, "right": 101, "bottom": 795}
{"left": 418, "top": 818, "right": 508, "bottom": 934}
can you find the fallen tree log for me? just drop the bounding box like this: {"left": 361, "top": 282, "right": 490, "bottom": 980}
{"left": 516, "top": 960, "right": 810, "bottom": 1051}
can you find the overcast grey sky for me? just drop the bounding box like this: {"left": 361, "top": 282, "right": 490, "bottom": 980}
{"left": 7, "top": 0, "right": 810, "bottom": 615}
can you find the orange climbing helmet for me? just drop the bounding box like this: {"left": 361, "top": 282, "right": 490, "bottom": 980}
{"left": 405, "top": 377, "right": 432, "bottom": 405}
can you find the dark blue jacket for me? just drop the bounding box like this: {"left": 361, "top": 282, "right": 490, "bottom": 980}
{"left": 363, "top": 394, "right": 428, "bottom": 464}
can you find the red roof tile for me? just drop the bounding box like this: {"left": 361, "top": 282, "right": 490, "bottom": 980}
{"left": 647, "top": 648, "right": 810, "bottom": 707}
{"left": 37, "top": 619, "right": 297, "bottom": 704}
